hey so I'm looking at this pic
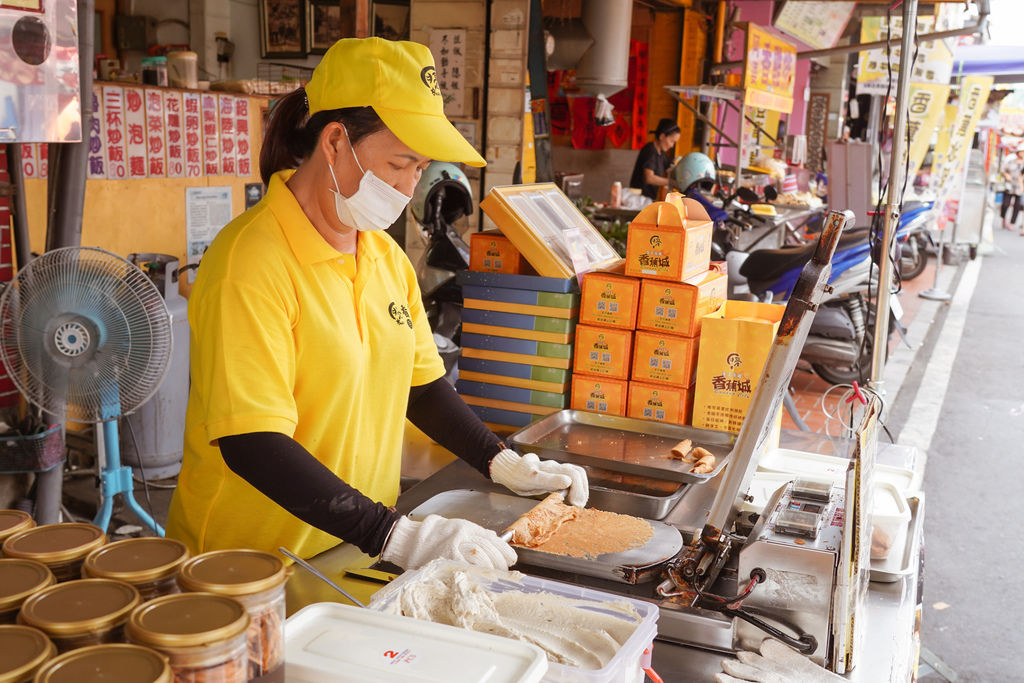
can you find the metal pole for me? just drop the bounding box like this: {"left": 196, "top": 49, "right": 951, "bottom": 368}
{"left": 870, "top": 0, "right": 918, "bottom": 390}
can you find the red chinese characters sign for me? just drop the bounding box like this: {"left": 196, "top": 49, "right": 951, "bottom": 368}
{"left": 124, "top": 88, "right": 148, "bottom": 178}
{"left": 164, "top": 92, "right": 185, "bottom": 178}
{"left": 235, "top": 98, "right": 251, "bottom": 177}
{"left": 201, "top": 94, "right": 220, "bottom": 176}
{"left": 218, "top": 95, "right": 236, "bottom": 176}
{"left": 103, "top": 86, "right": 127, "bottom": 179}
{"left": 183, "top": 92, "right": 203, "bottom": 178}
{"left": 146, "top": 90, "right": 166, "bottom": 177}
{"left": 743, "top": 24, "right": 796, "bottom": 114}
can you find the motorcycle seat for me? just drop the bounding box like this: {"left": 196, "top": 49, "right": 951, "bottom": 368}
{"left": 739, "top": 228, "right": 872, "bottom": 283}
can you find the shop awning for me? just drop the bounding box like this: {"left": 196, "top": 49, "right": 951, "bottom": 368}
{"left": 953, "top": 44, "right": 1024, "bottom": 81}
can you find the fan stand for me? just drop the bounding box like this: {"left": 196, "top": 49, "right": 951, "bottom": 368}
{"left": 93, "top": 418, "right": 165, "bottom": 536}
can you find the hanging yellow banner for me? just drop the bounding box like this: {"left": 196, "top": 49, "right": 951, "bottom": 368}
{"left": 905, "top": 83, "right": 950, "bottom": 185}
{"left": 857, "top": 16, "right": 953, "bottom": 96}
{"left": 932, "top": 76, "right": 993, "bottom": 194}
{"left": 743, "top": 24, "right": 796, "bottom": 114}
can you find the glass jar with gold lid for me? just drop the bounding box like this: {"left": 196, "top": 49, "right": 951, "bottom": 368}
{"left": 18, "top": 578, "right": 140, "bottom": 653}
{"left": 0, "top": 558, "right": 55, "bottom": 624}
{"left": 0, "top": 510, "right": 34, "bottom": 546}
{"left": 177, "top": 550, "right": 287, "bottom": 681}
{"left": 126, "top": 593, "right": 249, "bottom": 683}
{"left": 2, "top": 524, "right": 106, "bottom": 582}
{"left": 83, "top": 538, "right": 189, "bottom": 601}
{"left": 33, "top": 644, "right": 172, "bottom": 683}
{"left": 0, "top": 624, "right": 55, "bottom": 683}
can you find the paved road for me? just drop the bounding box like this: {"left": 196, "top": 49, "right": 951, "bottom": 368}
{"left": 907, "top": 226, "right": 1024, "bottom": 681}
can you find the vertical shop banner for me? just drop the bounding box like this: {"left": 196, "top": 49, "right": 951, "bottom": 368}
{"left": 743, "top": 24, "right": 796, "bottom": 114}
{"left": 145, "top": 90, "right": 166, "bottom": 177}
{"left": 857, "top": 16, "right": 953, "bottom": 96}
{"left": 905, "top": 83, "right": 949, "bottom": 185}
{"left": 218, "top": 95, "right": 237, "bottom": 176}
{"left": 19, "top": 144, "right": 36, "bottom": 178}
{"left": 123, "top": 88, "right": 147, "bottom": 178}
{"left": 201, "top": 94, "right": 220, "bottom": 176}
{"left": 37, "top": 144, "right": 47, "bottom": 179}
{"left": 741, "top": 107, "right": 780, "bottom": 167}
{"left": 932, "top": 76, "right": 993, "bottom": 195}
{"left": 182, "top": 93, "right": 203, "bottom": 178}
{"left": 235, "top": 98, "right": 252, "bottom": 177}
{"left": 87, "top": 87, "right": 105, "bottom": 179}
{"left": 164, "top": 92, "right": 185, "bottom": 178}
{"left": 773, "top": 1, "right": 855, "bottom": 50}
{"left": 428, "top": 29, "right": 466, "bottom": 116}
{"left": 103, "top": 86, "right": 127, "bottom": 180}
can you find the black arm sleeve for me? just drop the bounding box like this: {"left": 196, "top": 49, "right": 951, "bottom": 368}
{"left": 219, "top": 433, "right": 400, "bottom": 557}
{"left": 407, "top": 377, "right": 504, "bottom": 477}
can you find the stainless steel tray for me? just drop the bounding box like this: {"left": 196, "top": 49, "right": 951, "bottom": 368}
{"left": 408, "top": 489, "right": 683, "bottom": 584}
{"left": 510, "top": 410, "right": 736, "bottom": 484}
{"left": 870, "top": 494, "right": 923, "bottom": 583}
{"left": 584, "top": 464, "right": 690, "bottom": 520}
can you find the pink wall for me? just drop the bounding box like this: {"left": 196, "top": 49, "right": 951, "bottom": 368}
{"left": 718, "top": 1, "right": 811, "bottom": 169}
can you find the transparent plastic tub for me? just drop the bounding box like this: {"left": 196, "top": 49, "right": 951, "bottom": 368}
{"left": 368, "top": 560, "right": 659, "bottom": 683}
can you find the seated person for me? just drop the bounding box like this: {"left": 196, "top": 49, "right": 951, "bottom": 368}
{"left": 629, "top": 118, "right": 680, "bottom": 200}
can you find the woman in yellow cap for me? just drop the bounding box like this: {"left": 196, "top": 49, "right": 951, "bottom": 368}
{"left": 166, "top": 38, "right": 587, "bottom": 570}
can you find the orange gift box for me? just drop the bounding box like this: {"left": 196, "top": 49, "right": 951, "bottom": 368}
{"left": 469, "top": 230, "right": 526, "bottom": 274}
{"left": 579, "top": 270, "right": 641, "bottom": 330}
{"left": 627, "top": 382, "right": 694, "bottom": 425}
{"left": 624, "top": 193, "right": 713, "bottom": 282}
{"left": 570, "top": 376, "right": 628, "bottom": 416}
{"left": 573, "top": 324, "right": 634, "bottom": 381}
{"left": 630, "top": 330, "right": 700, "bottom": 387}
{"left": 637, "top": 269, "right": 727, "bottom": 338}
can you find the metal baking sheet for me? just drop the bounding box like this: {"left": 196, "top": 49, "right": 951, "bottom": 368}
{"left": 408, "top": 489, "right": 683, "bottom": 584}
{"left": 584, "top": 465, "right": 690, "bottom": 520}
{"left": 870, "top": 495, "right": 923, "bottom": 583}
{"left": 510, "top": 410, "right": 736, "bottom": 484}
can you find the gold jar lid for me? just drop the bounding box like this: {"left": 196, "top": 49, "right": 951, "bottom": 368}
{"left": 127, "top": 593, "right": 249, "bottom": 649}
{"left": 34, "top": 644, "right": 171, "bottom": 683}
{"left": 2, "top": 523, "right": 106, "bottom": 565}
{"left": 0, "top": 625, "right": 55, "bottom": 683}
{"left": 83, "top": 538, "right": 189, "bottom": 585}
{"left": 0, "top": 559, "right": 55, "bottom": 613}
{"left": 19, "top": 579, "right": 140, "bottom": 637}
{"left": 178, "top": 549, "right": 286, "bottom": 596}
{"left": 0, "top": 510, "right": 34, "bottom": 544}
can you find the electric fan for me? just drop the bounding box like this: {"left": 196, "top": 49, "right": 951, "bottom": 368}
{"left": 0, "top": 247, "right": 173, "bottom": 535}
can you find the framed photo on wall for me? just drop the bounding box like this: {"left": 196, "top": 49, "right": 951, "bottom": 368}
{"left": 260, "top": 0, "right": 306, "bottom": 58}
{"left": 372, "top": 0, "right": 410, "bottom": 41}
{"left": 307, "top": 0, "right": 344, "bottom": 54}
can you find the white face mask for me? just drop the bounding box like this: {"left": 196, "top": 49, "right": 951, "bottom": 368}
{"left": 328, "top": 128, "right": 412, "bottom": 232}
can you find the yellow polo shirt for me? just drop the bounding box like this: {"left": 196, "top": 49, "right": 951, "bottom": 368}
{"left": 166, "top": 170, "right": 445, "bottom": 558}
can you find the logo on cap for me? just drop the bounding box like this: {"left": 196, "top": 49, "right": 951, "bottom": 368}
{"left": 421, "top": 66, "right": 440, "bottom": 96}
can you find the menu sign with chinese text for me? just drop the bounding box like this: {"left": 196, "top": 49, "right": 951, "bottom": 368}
{"left": 124, "top": 88, "right": 148, "bottom": 178}
{"left": 235, "top": 98, "right": 252, "bottom": 177}
{"left": 183, "top": 92, "right": 203, "bottom": 178}
{"left": 857, "top": 16, "right": 953, "bottom": 96}
{"left": 145, "top": 90, "right": 166, "bottom": 177}
{"left": 164, "top": 92, "right": 185, "bottom": 178}
{"left": 428, "top": 29, "right": 466, "bottom": 116}
{"left": 743, "top": 24, "right": 796, "bottom": 114}
{"left": 201, "top": 94, "right": 220, "bottom": 176}
{"left": 905, "top": 83, "right": 949, "bottom": 185}
{"left": 103, "top": 86, "right": 127, "bottom": 180}
{"left": 87, "top": 87, "right": 106, "bottom": 180}
{"left": 774, "top": 1, "right": 855, "bottom": 50}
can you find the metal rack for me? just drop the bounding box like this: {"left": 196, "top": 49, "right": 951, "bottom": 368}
{"left": 254, "top": 62, "right": 313, "bottom": 96}
{"left": 666, "top": 84, "right": 788, "bottom": 189}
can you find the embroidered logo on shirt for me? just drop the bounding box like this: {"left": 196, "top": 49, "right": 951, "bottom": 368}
{"left": 388, "top": 302, "right": 414, "bottom": 329}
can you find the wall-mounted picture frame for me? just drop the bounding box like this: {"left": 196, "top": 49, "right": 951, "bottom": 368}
{"left": 307, "top": 0, "right": 343, "bottom": 55}
{"left": 372, "top": 0, "right": 410, "bottom": 42}
{"left": 260, "top": 0, "right": 306, "bottom": 59}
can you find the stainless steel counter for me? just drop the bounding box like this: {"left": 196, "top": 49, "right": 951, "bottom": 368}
{"left": 288, "top": 431, "right": 925, "bottom": 682}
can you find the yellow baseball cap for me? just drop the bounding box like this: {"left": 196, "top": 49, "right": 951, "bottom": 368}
{"left": 306, "top": 37, "right": 485, "bottom": 167}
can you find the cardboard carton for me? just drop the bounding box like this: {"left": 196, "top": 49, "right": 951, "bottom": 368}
{"left": 572, "top": 325, "right": 634, "bottom": 380}
{"left": 631, "top": 330, "right": 701, "bottom": 387}
{"left": 627, "top": 382, "right": 694, "bottom": 425}
{"left": 469, "top": 230, "right": 527, "bottom": 273}
{"left": 625, "top": 193, "right": 713, "bottom": 282}
{"left": 637, "top": 269, "right": 727, "bottom": 338}
{"left": 691, "top": 300, "right": 786, "bottom": 434}
{"left": 579, "top": 269, "right": 641, "bottom": 330}
{"left": 570, "top": 376, "right": 629, "bottom": 416}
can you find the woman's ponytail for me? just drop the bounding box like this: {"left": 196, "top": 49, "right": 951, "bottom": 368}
{"left": 259, "top": 86, "right": 385, "bottom": 186}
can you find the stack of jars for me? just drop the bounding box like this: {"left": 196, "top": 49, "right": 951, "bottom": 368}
{"left": 0, "top": 513, "right": 288, "bottom": 683}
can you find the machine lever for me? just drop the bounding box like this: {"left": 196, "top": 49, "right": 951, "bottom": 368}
{"left": 722, "top": 606, "right": 818, "bottom": 654}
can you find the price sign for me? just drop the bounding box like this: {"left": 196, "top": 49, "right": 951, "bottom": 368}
{"left": 743, "top": 24, "right": 796, "bottom": 114}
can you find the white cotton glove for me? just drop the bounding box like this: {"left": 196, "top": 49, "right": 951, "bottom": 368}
{"left": 380, "top": 514, "right": 517, "bottom": 571}
{"left": 714, "top": 639, "right": 843, "bottom": 683}
{"left": 489, "top": 449, "right": 589, "bottom": 507}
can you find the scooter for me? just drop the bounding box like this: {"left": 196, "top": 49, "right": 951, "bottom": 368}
{"left": 896, "top": 200, "right": 935, "bottom": 281}
{"left": 731, "top": 221, "right": 908, "bottom": 385}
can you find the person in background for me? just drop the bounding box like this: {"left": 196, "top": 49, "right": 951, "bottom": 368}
{"left": 630, "top": 118, "right": 681, "bottom": 200}
{"left": 165, "top": 37, "right": 588, "bottom": 572}
{"left": 1000, "top": 144, "right": 1024, "bottom": 233}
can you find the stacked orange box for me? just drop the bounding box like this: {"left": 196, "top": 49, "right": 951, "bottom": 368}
{"left": 573, "top": 192, "right": 726, "bottom": 426}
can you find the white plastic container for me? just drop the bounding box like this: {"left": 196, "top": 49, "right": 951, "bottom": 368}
{"left": 285, "top": 602, "right": 548, "bottom": 683}
{"left": 368, "top": 561, "right": 659, "bottom": 683}
{"left": 871, "top": 481, "right": 911, "bottom": 560}
{"left": 756, "top": 448, "right": 922, "bottom": 495}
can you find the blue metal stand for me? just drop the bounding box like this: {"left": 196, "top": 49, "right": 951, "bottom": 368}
{"left": 92, "top": 419, "right": 164, "bottom": 536}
